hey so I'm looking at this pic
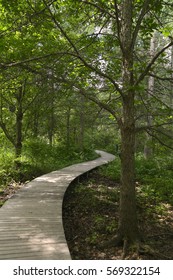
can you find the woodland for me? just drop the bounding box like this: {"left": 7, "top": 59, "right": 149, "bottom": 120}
{"left": 0, "top": 0, "right": 173, "bottom": 259}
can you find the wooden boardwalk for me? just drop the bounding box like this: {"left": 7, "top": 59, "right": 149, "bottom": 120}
{"left": 0, "top": 150, "right": 115, "bottom": 260}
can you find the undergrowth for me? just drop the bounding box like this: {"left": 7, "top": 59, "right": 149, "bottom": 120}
{"left": 100, "top": 153, "right": 173, "bottom": 205}
{"left": 0, "top": 139, "right": 98, "bottom": 193}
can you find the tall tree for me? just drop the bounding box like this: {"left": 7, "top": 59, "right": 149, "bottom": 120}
{"left": 41, "top": 0, "right": 173, "bottom": 251}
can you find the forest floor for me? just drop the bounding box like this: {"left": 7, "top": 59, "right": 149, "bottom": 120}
{"left": 63, "top": 170, "right": 173, "bottom": 260}
{"left": 0, "top": 181, "right": 24, "bottom": 207}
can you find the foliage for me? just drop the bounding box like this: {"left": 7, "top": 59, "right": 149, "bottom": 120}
{"left": 100, "top": 153, "right": 173, "bottom": 205}
{"left": 0, "top": 138, "right": 98, "bottom": 189}
{"left": 135, "top": 154, "right": 173, "bottom": 205}
{"left": 100, "top": 158, "right": 121, "bottom": 181}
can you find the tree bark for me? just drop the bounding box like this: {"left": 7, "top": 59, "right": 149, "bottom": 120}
{"left": 79, "top": 94, "right": 85, "bottom": 151}
{"left": 144, "top": 35, "right": 156, "bottom": 159}
{"left": 66, "top": 107, "right": 71, "bottom": 151}
{"left": 171, "top": 46, "right": 173, "bottom": 107}
{"left": 170, "top": 45, "right": 173, "bottom": 136}
{"left": 118, "top": 94, "right": 139, "bottom": 244}
{"left": 117, "top": 0, "right": 139, "bottom": 244}
{"left": 15, "top": 85, "right": 24, "bottom": 158}
{"left": 33, "top": 110, "right": 39, "bottom": 138}
{"left": 48, "top": 85, "right": 55, "bottom": 146}
{"left": 48, "top": 105, "right": 54, "bottom": 146}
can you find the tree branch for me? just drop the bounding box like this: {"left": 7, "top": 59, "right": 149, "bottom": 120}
{"left": 113, "top": 0, "right": 123, "bottom": 51}
{"left": 149, "top": 72, "right": 173, "bottom": 82}
{"left": 146, "top": 129, "right": 173, "bottom": 150}
{"left": 43, "top": 0, "right": 123, "bottom": 95}
{"left": 152, "top": 127, "right": 173, "bottom": 139}
{"left": 136, "top": 40, "right": 173, "bottom": 85}
{"left": 131, "top": 0, "right": 150, "bottom": 49}
{"left": 136, "top": 121, "right": 173, "bottom": 132}
{"left": 60, "top": 76, "right": 121, "bottom": 125}
{"left": 81, "top": 0, "right": 117, "bottom": 20}
{"left": 0, "top": 121, "right": 15, "bottom": 146}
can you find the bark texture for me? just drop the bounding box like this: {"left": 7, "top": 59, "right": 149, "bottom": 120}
{"left": 144, "top": 35, "right": 155, "bottom": 159}
{"left": 15, "top": 85, "right": 24, "bottom": 158}
{"left": 117, "top": 0, "right": 139, "bottom": 244}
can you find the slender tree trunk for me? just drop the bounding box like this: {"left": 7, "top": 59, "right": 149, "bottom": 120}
{"left": 48, "top": 107, "right": 54, "bottom": 146}
{"left": 15, "top": 86, "right": 24, "bottom": 158}
{"left": 48, "top": 89, "right": 55, "bottom": 146}
{"left": 33, "top": 110, "right": 39, "bottom": 137}
{"left": 66, "top": 107, "right": 71, "bottom": 151}
{"left": 0, "top": 92, "right": 16, "bottom": 147}
{"left": 170, "top": 45, "right": 173, "bottom": 134}
{"left": 16, "top": 112, "right": 23, "bottom": 158}
{"left": 144, "top": 35, "right": 155, "bottom": 159}
{"left": 171, "top": 46, "right": 173, "bottom": 105}
{"left": 117, "top": 0, "right": 139, "bottom": 245}
{"left": 79, "top": 94, "right": 85, "bottom": 151}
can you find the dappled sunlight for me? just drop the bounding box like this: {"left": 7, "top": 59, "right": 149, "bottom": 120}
{"left": 34, "top": 173, "right": 77, "bottom": 184}
{"left": 18, "top": 227, "right": 70, "bottom": 258}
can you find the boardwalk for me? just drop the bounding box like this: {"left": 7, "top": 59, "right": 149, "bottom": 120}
{"left": 0, "top": 150, "right": 115, "bottom": 260}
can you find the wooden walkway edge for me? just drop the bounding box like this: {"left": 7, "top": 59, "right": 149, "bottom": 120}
{"left": 0, "top": 150, "right": 115, "bottom": 260}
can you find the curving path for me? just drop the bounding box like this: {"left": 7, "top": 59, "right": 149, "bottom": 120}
{"left": 0, "top": 150, "right": 115, "bottom": 260}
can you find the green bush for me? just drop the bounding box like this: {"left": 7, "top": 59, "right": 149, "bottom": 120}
{"left": 100, "top": 153, "right": 173, "bottom": 205}
{"left": 100, "top": 158, "right": 121, "bottom": 181}
{"left": 135, "top": 154, "right": 173, "bottom": 205}
{"left": 0, "top": 139, "right": 99, "bottom": 187}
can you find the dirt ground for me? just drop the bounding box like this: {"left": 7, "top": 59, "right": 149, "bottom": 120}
{"left": 63, "top": 170, "right": 173, "bottom": 260}
{"left": 0, "top": 181, "right": 23, "bottom": 207}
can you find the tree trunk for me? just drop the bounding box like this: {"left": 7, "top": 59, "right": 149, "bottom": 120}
{"left": 118, "top": 94, "right": 139, "bottom": 244}
{"left": 117, "top": 0, "right": 139, "bottom": 245}
{"left": 15, "top": 86, "right": 24, "bottom": 158}
{"left": 33, "top": 110, "right": 39, "bottom": 138}
{"left": 144, "top": 35, "right": 155, "bottom": 159}
{"left": 66, "top": 107, "right": 71, "bottom": 151}
{"left": 171, "top": 46, "right": 173, "bottom": 106}
{"left": 15, "top": 111, "right": 23, "bottom": 158}
{"left": 48, "top": 108, "right": 54, "bottom": 146}
{"left": 170, "top": 45, "right": 173, "bottom": 136}
{"left": 79, "top": 94, "right": 85, "bottom": 151}
{"left": 48, "top": 89, "right": 55, "bottom": 146}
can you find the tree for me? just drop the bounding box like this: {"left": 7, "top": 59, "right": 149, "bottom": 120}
{"left": 41, "top": 0, "right": 173, "bottom": 252}
{"left": 144, "top": 33, "right": 156, "bottom": 158}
